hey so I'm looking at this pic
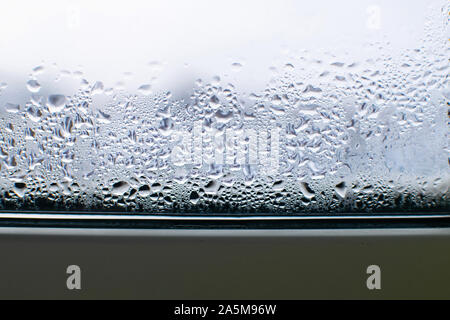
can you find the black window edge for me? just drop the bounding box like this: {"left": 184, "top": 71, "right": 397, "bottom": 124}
{"left": 0, "top": 212, "right": 449, "bottom": 229}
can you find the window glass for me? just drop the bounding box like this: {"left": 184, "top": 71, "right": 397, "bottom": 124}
{"left": 0, "top": 0, "right": 448, "bottom": 215}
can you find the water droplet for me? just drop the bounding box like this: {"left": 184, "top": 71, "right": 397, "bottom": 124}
{"left": 13, "top": 182, "right": 27, "bottom": 198}
{"left": 5, "top": 103, "right": 20, "bottom": 113}
{"left": 111, "top": 181, "right": 130, "bottom": 196}
{"left": 215, "top": 110, "right": 233, "bottom": 124}
{"left": 26, "top": 106, "right": 42, "bottom": 122}
{"left": 26, "top": 80, "right": 41, "bottom": 93}
{"left": 138, "top": 84, "right": 152, "bottom": 95}
{"left": 91, "top": 81, "right": 104, "bottom": 95}
{"left": 47, "top": 94, "right": 66, "bottom": 113}
{"left": 335, "top": 182, "right": 347, "bottom": 198}
{"left": 284, "top": 63, "right": 295, "bottom": 71}
{"left": 158, "top": 118, "right": 173, "bottom": 136}
{"left": 138, "top": 185, "right": 151, "bottom": 197}
{"left": 204, "top": 180, "right": 220, "bottom": 195}
{"left": 231, "top": 62, "right": 243, "bottom": 71}
{"left": 151, "top": 183, "right": 162, "bottom": 193}
{"left": 272, "top": 180, "right": 285, "bottom": 191}
{"left": 300, "top": 182, "right": 315, "bottom": 199}
{"left": 190, "top": 191, "right": 200, "bottom": 204}
{"left": 32, "top": 65, "right": 45, "bottom": 75}
{"left": 303, "top": 85, "right": 322, "bottom": 93}
{"left": 331, "top": 62, "right": 345, "bottom": 67}
{"left": 97, "top": 110, "right": 111, "bottom": 124}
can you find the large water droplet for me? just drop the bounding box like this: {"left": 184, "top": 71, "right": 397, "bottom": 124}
{"left": 5, "top": 103, "right": 20, "bottom": 113}
{"left": 300, "top": 182, "right": 315, "bottom": 199}
{"left": 47, "top": 94, "right": 66, "bottom": 113}
{"left": 26, "top": 80, "right": 41, "bottom": 93}
{"left": 91, "top": 81, "right": 104, "bottom": 95}
{"left": 13, "top": 182, "right": 27, "bottom": 198}
{"left": 335, "top": 182, "right": 347, "bottom": 198}
{"left": 138, "top": 185, "right": 151, "bottom": 197}
{"left": 138, "top": 84, "right": 152, "bottom": 95}
{"left": 190, "top": 191, "right": 200, "bottom": 204}
{"left": 111, "top": 181, "right": 130, "bottom": 196}
{"left": 204, "top": 180, "right": 221, "bottom": 195}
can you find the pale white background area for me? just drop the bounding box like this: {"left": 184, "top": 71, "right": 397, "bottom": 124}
{"left": 0, "top": 0, "right": 438, "bottom": 97}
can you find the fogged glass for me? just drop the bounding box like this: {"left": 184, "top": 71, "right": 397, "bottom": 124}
{"left": 0, "top": 0, "right": 448, "bottom": 215}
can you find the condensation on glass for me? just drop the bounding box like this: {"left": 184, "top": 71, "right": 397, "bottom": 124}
{"left": 0, "top": 0, "right": 448, "bottom": 215}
